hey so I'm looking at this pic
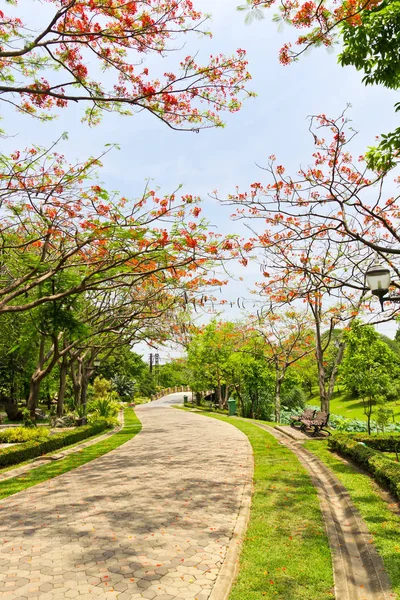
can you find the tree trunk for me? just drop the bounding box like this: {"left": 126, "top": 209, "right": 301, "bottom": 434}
{"left": 235, "top": 385, "right": 243, "bottom": 416}
{"left": 221, "top": 385, "right": 230, "bottom": 410}
{"left": 70, "top": 360, "right": 82, "bottom": 407}
{"left": 275, "top": 376, "right": 283, "bottom": 423}
{"left": 57, "top": 357, "right": 68, "bottom": 416}
{"left": 28, "top": 333, "right": 62, "bottom": 419}
{"left": 5, "top": 369, "right": 19, "bottom": 420}
{"left": 28, "top": 376, "right": 42, "bottom": 419}
{"left": 315, "top": 344, "right": 329, "bottom": 412}
{"left": 80, "top": 371, "right": 89, "bottom": 411}
{"left": 326, "top": 342, "right": 346, "bottom": 410}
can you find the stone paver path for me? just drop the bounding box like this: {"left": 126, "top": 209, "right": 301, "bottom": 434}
{"left": 0, "top": 394, "right": 252, "bottom": 600}
{"left": 0, "top": 412, "right": 124, "bottom": 483}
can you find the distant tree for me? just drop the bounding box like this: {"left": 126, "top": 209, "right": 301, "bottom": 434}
{"left": 157, "top": 359, "right": 189, "bottom": 388}
{"left": 187, "top": 321, "right": 240, "bottom": 408}
{"left": 341, "top": 321, "right": 400, "bottom": 433}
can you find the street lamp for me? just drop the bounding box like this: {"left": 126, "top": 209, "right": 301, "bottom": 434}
{"left": 93, "top": 359, "right": 101, "bottom": 368}
{"left": 365, "top": 262, "right": 400, "bottom": 310}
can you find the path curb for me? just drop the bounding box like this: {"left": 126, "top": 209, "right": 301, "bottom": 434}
{"left": 208, "top": 425, "right": 254, "bottom": 600}
{"left": 256, "top": 422, "right": 394, "bottom": 600}
{"left": 0, "top": 409, "right": 124, "bottom": 483}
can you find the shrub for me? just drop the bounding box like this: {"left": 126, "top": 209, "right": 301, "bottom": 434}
{"left": 133, "top": 396, "right": 150, "bottom": 405}
{"left": 22, "top": 408, "right": 36, "bottom": 428}
{"left": 282, "top": 385, "right": 306, "bottom": 410}
{"left": 0, "top": 420, "right": 113, "bottom": 468}
{"left": 346, "top": 433, "right": 400, "bottom": 452}
{"left": 0, "top": 427, "right": 50, "bottom": 443}
{"left": 328, "top": 434, "right": 400, "bottom": 500}
{"left": 88, "top": 397, "right": 119, "bottom": 418}
{"left": 112, "top": 375, "right": 135, "bottom": 401}
{"left": 87, "top": 415, "right": 119, "bottom": 428}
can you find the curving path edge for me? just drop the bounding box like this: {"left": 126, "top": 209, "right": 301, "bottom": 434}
{"left": 255, "top": 423, "right": 395, "bottom": 600}
{"left": 0, "top": 394, "right": 253, "bottom": 600}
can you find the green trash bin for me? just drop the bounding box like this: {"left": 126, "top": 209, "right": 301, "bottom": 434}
{"left": 228, "top": 397, "right": 236, "bottom": 416}
{"left": 183, "top": 395, "right": 188, "bottom": 405}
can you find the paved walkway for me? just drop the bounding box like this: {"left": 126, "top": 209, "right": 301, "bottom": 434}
{"left": 0, "top": 412, "right": 124, "bottom": 483}
{"left": 0, "top": 394, "right": 252, "bottom": 600}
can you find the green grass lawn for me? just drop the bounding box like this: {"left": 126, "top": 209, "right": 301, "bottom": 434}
{"left": 305, "top": 439, "right": 400, "bottom": 598}
{"left": 0, "top": 408, "right": 141, "bottom": 500}
{"left": 383, "top": 452, "right": 400, "bottom": 463}
{"left": 179, "top": 409, "right": 334, "bottom": 600}
{"left": 309, "top": 389, "right": 400, "bottom": 422}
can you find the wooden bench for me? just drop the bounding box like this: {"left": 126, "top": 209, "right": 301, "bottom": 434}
{"left": 290, "top": 408, "right": 315, "bottom": 428}
{"left": 300, "top": 411, "right": 330, "bottom": 436}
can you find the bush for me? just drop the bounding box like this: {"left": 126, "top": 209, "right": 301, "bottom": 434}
{"left": 112, "top": 375, "right": 135, "bottom": 401}
{"left": 87, "top": 397, "right": 119, "bottom": 418}
{"left": 133, "top": 396, "right": 150, "bottom": 405}
{"left": 87, "top": 415, "right": 119, "bottom": 428}
{"left": 328, "top": 434, "right": 400, "bottom": 500}
{"left": 22, "top": 408, "right": 36, "bottom": 428}
{"left": 0, "top": 427, "right": 50, "bottom": 443}
{"left": 0, "top": 420, "right": 113, "bottom": 468}
{"left": 282, "top": 385, "right": 306, "bottom": 410}
{"left": 346, "top": 433, "right": 400, "bottom": 452}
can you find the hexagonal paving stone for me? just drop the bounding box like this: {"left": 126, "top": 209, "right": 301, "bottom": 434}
{"left": 0, "top": 396, "right": 251, "bottom": 600}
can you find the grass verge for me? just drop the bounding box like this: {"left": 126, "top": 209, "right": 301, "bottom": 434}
{"left": 0, "top": 408, "right": 141, "bottom": 500}
{"left": 178, "top": 408, "right": 334, "bottom": 600}
{"left": 305, "top": 439, "right": 400, "bottom": 598}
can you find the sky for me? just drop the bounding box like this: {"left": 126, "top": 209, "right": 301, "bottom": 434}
{"left": 6, "top": 0, "right": 400, "bottom": 363}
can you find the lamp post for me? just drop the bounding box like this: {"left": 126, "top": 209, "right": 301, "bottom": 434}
{"left": 365, "top": 263, "right": 400, "bottom": 311}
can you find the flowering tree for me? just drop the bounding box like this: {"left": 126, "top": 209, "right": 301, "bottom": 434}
{"left": 0, "top": 0, "right": 252, "bottom": 129}
{"left": 239, "top": 0, "right": 399, "bottom": 165}
{"left": 216, "top": 112, "right": 400, "bottom": 410}
{"left": 0, "top": 139, "right": 240, "bottom": 316}
{"left": 224, "top": 112, "right": 400, "bottom": 273}
{"left": 249, "top": 308, "right": 314, "bottom": 421}
{"left": 254, "top": 240, "right": 368, "bottom": 413}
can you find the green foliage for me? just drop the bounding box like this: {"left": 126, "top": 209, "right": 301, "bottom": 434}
{"left": 157, "top": 359, "right": 189, "bottom": 388}
{"left": 87, "top": 376, "right": 119, "bottom": 417}
{"left": 22, "top": 408, "right": 36, "bottom": 428}
{"left": 91, "top": 376, "right": 114, "bottom": 400}
{"left": 0, "top": 420, "right": 112, "bottom": 468}
{"left": 87, "top": 415, "right": 119, "bottom": 428}
{"left": 133, "top": 396, "right": 150, "bottom": 405}
{"left": 340, "top": 321, "right": 400, "bottom": 432}
{"left": 111, "top": 374, "right": 135, "bottom": 401}
{"left": 338, "top": 1, "right": 400, "bottom": 168}
{"left": 187, "top": 320, "right": 238, "bottom": 394}
{"left": 282, "top": 383, "right": 306, "bottom": 410}
{"left": 328, "top": 434, "right": 400, "bottom": 500}
{"left": 346, "top": 432, "right": 400, "bottom": 452}
{"left": 89, "top": 397, "right": 119, "bottom": 418}
{"left": 97, "top": 349, "right": 155, "bottom": 397}
{"left": 0, "top": 427, "right": 50, "bottom": 443}
{"left": 339, "top": 0, "right": 400, "bottom": 90}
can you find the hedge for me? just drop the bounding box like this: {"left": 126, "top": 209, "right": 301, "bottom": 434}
{"left": 328, "top": 434, "right": 400, "bottom": 500}
{"left": 0, "top": 427, "right": 50, "bottom": 443}
{"left": 346, "top": 433, "right": 400, "bottom": 452}
{"left": 0, "top": 419, "right": 112, "bottom": 468}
